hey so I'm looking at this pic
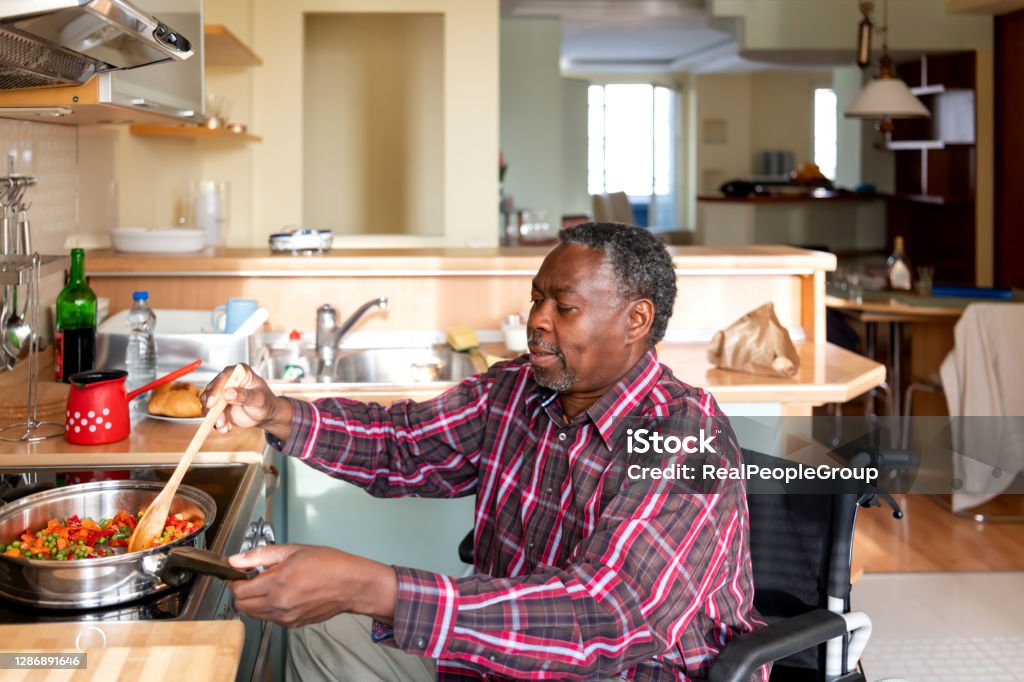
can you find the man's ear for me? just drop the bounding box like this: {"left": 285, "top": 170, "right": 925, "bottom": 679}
{"left": 626, "top": 299, "right": 655, "bottom": 345}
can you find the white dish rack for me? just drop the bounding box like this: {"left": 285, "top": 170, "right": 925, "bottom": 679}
{"left": 96, "top": 308, "right": 268, "bottom": 382}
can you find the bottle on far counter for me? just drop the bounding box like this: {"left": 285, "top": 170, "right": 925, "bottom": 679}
{"left": 886, "top": 236, "right": 913, "bottom": 291}
{"left": 54, "top": 248, "right": 97, "bottom": 383}
{"left": 125, "top": 291, "right": 157, "bottom": 393}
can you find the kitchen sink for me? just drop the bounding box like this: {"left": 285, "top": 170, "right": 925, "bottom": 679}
{"left": 259, "top": 345, "right": 478, "bottom": 385}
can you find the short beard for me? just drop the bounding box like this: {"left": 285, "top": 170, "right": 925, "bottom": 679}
{"left": 534, "top": 367, "right": 577, "bottom": 393}
{"left": 528, "top": 332, "right": 577, "bottom": 393}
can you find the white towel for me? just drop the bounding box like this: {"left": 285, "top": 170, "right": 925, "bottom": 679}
{"left": 939, "top": 303, "right": 1024, "bottom": 512}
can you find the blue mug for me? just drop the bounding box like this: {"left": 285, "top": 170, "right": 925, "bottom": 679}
{"left": 212, "top": 298, "right": 259, "bottom": 334}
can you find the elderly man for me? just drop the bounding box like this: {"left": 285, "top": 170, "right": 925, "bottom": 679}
{"left": 204, "top": 222, "right": 766, "bottom": 681}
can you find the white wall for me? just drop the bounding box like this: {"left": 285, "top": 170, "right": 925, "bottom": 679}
{"left": 561, "top": 77, "right": 590, "bottom": 217}
{"left": 500, "top": 18, "right": 564, "bottom": 231}
{"left": 694, "top": 73, "right": 754, "bottom": 195}
{"left": 750, "top": 71, "right": 831, "bottom": 172}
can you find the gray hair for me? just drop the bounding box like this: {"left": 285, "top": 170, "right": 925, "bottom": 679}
{"left": 559, "top": 222, "right": 677, "bottom": 347}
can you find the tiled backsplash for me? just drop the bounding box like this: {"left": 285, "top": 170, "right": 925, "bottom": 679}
{"left": 0, "top": 119, "right": 79, "bottom": 254}
{"left": 0, "top": 119, "right": 117, "bottom": 342}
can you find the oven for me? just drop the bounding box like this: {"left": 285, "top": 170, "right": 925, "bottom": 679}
{"left": 0, "top": 457, "right": 278, "bottom": 682}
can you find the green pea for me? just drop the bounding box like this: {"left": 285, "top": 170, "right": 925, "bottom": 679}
{"left": 11, "top": 541, "right": 20, "bottom": 548}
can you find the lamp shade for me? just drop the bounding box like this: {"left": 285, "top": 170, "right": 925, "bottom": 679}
{"left": 845, "top": 76, "right": 930, "bottom": 119}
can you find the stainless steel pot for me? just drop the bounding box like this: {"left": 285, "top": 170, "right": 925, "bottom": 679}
{"left": 0, "top": 480, "right": 252, "bottom": 609}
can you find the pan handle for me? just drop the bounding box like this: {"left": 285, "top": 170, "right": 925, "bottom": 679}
{"left": 155, "top": 546, "right": 258, "bottom": 587}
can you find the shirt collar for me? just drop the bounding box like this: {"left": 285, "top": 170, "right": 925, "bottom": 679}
{"left": 532, "top": 349, "right": 663, "bottom": 449}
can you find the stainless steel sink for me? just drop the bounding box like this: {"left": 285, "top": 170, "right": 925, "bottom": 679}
{"left": 261, "top": 345, "right": 478, "bottom": 384}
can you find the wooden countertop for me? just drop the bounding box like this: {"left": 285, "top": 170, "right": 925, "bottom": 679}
{"left": 0, "top": 621, "right": 243, "bottom": 682}
{"left": 0, "top": 340, "right": 880, "bottom": 467}
{"left": 0, "top": 416, "right": 266, "bottom": 468}
{"left": 85, "top": 245, "right": 835, "bottom": 276}
{"left": 659, "top": 341, "right": 883, "bottom": 405}
{"left": 277, "top": 341, "right": 883, "bottom": 408}
{"left": 698, "top": 191, "right": 882, "bottom": 204}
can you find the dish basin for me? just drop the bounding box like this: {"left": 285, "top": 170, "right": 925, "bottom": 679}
{"left": 260, "top": 346, "right": 478, "bottom": 384}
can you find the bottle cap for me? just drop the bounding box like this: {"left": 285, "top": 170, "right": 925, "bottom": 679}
{"left": 132, "top": 291, "right": 149, "bottom": 301}
{"left": 289, "top": 330, "right": 302, "bottom": 341}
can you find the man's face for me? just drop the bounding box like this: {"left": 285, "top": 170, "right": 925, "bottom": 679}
{"left": 527, "top": 244, "right": 639, "bottom": 396}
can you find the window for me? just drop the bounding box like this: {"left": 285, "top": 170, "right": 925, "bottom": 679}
{"left": 814, "top": 87, "right": 838, "bottom": 181}
{"left": 588, "top": 84, "right": 677, "bottom": 228}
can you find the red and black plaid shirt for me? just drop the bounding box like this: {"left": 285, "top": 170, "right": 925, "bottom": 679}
{"left": 275, "top": 350, "right": 767, "bottom": 681}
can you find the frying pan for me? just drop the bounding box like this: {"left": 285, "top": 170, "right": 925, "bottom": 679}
{"left": 0, "top": 480, "right": 254, "bottom": 609}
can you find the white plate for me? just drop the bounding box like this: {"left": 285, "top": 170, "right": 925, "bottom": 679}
{"left": 111, "top": 227, "right": 206, "bottom": 254}
{"left": 142, "top": 412, "right": 205, "bottom": 424}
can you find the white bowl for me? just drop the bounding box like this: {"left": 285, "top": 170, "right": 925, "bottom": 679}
{"left": 110, "top": 228, "right": 206, "bottom": 254}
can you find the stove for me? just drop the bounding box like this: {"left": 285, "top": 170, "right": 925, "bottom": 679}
{"left": 0, "top": 460, "right": 276, "bottom": 681}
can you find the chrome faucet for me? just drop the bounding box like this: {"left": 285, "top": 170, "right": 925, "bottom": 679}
{"left": 315, "top": 297, "right": 388, "bottom": 377}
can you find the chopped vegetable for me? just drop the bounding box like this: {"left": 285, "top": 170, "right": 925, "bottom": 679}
{"left": 3, "top": 510, "right": 203, "bottom": 561}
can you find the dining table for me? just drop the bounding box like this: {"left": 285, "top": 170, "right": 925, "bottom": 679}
{"left": 825, "top": 286, "right": 1024, "bottom": 415}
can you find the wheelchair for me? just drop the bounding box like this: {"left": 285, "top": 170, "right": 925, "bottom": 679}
{"left": 457, "top": 447, "right": 908, "bottom": 682}
{"left": 707, "top": 449, "right": 905, "bottom": 682}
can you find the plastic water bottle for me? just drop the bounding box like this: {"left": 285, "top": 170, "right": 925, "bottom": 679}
{"left": 125, "top": 291, "right": 157, "bottom": 393}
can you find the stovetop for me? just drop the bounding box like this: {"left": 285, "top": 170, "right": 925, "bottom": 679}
{"left": 0, "top": 462, "right": 263, "bottom": 623}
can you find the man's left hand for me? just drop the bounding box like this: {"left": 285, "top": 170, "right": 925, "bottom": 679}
{"left": 227, "top": 544, "right": 398, "bottom": 628}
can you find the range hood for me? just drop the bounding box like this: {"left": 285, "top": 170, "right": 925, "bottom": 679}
{"left": 0, "top": 0, "right": 194, "bottom": 91}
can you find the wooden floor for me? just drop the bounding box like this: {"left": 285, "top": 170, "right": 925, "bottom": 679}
{"left": 853, "top": 494, "right": 1024, "bottom": 574}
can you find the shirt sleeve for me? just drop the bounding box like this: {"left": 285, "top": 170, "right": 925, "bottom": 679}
{"left": 267, "top": 369, "right": 493, "bottom": 498}
{"left": 385, "top": 463, "right": 751, "bottom": 680}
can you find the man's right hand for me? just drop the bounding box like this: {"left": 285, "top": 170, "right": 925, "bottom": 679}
{"left": 201, "top": 364, "right": 293, "bottom": 440}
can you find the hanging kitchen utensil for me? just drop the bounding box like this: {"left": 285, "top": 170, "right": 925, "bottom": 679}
{"left": 128, "top": 364, "right": 247, "bottom": 553}
{"left": 64, "top": 359, "right": 202, "bottom": 445}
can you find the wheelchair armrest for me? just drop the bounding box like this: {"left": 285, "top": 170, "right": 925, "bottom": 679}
{"left": 458, "top": 529, "right": 474, "bottom": 565}
{"left": 707, "top": 609, "right": 848, "bottom": 682}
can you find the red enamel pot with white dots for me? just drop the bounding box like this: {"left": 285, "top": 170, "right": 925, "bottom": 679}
{"left": 64, "top": 360, "right": 202, "bottom": 445}
{"left": 64, "top": 370, "right": 132, "bottom": 444}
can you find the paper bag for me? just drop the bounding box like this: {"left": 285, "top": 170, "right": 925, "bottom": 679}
{"left": 706, "top": 302, "right": 800, "bottom": 378}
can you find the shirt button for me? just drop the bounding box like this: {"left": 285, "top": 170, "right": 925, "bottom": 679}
{"left": 528, "top": 541, "right": 535, "bottom": 549}
{"left": 489, "top": 654, "right": 497, "bottom": 662}
{"left": 546, "top": 486, "right": 554, "bottom": 494}
{"left": 416, "top": 637, "right": 426, "bottom": 649}
{"left": 558, "top": 432, "right": 567, "bottom": 441}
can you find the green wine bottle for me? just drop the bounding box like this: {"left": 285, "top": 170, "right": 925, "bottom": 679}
{"left": 54, "top": 248, "right": 97, "bottom": 382}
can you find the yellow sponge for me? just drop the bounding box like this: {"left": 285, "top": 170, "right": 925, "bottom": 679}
{"left": 445, "top": 326, "right": 479, "bottom": 352}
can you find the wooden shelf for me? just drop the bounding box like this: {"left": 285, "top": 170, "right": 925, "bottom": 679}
{"left": 129, "top": 124, "right": 262, "bottom": 142}
{"left": 204, "top": 24, "right": 262, "bottom": 67}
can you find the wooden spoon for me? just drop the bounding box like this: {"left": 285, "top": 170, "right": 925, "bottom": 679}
{"left": 128, "top": 364, "right": 248, "bottom": 553}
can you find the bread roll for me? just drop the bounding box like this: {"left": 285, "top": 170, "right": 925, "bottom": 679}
{"left": 147, "top": 382, "right": 203, "bottom": 418}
